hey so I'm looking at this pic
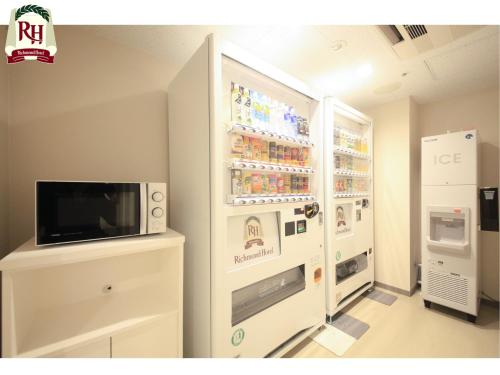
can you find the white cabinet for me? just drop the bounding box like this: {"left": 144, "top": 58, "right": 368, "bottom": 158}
{"left": 112, "top": 314, "right": 178, "bottom": 358}
{"left": 46, "top": 338, "right": 111, "bottom": 358}
{"left": 0, "top": 229, "right": 184, "bottom": 358}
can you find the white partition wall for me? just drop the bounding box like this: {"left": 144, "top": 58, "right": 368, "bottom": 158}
{"left": 324, "top": 98, "right": 374, "bottom": 319}
{"left": 168, "top": 34, "right": 325, "bottom": 358}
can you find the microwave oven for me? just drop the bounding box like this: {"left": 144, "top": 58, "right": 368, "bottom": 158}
{"left": 36, "top": 181, "right": 167, "bottom": 246}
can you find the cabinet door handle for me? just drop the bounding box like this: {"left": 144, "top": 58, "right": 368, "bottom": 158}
{"left": 110, "top": 336, "right": 113, "bottom": 358}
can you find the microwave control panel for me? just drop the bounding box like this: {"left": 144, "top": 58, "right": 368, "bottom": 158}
{"left": 148, "top": 183, "right": 167, "bottom": 233}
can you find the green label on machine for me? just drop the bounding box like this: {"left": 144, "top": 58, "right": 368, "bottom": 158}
{"left": 336, "top": 251, "right": 341, "bottom": 261}
{"left": 231, "top": 328, "right": 245, "bottom": 346}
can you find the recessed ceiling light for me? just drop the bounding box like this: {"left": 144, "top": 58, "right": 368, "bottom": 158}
{"left": 373, "top": 82, "right": 402, "bottom": 95}
{"left": 331, "top": 40, "right": 347, "bottom": 52}
{"left": 357, "top": 64, "right": 373, "bottom": 78}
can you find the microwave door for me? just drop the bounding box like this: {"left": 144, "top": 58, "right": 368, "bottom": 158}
{"left": 37, "top": 182, "right": 142, "bottom": 245}
{"left": 140, "top": 183, "right": 147, "bottom": 234}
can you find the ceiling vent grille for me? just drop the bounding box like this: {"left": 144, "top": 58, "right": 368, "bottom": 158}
{"left": 403, "top": 25, "right": 428, "bottom": 39}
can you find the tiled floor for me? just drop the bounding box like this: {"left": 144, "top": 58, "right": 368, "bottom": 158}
{"left": 285, "top": 288, "right": 499, "bottom": 358}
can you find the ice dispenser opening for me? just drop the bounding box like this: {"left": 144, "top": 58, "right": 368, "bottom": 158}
{"left": 427, "top": 207, "right": 470, "bottom": 254}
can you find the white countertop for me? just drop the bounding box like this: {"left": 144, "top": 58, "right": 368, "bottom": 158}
{"left": 0, "top": 228, "right": 185, "bottom": 272}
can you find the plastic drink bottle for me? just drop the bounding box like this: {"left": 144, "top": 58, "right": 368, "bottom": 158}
{"left": 231, "top": 83, "right": 243, "bottom": 123}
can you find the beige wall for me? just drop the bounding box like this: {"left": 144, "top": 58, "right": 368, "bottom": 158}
{"left": 419, "top": 88, "right": 499, "bottom": 300}
{"left": 7, "top": 27, "right": 179, "bottom": 250}
{"left": 0, "top": 26, "right": 8, "bottom": 258}
{"left": 368, "top": 98, "right": 415, "bottom": 293}
{"left": 367, "top": 88, "right": 499, "bottom": 300}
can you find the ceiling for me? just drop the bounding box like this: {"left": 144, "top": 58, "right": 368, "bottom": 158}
{"left": 85, "top": 25, "right": 499, "bottom": 109}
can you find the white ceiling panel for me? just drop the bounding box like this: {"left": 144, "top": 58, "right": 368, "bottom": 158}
{"left": 83, "top": 25, "right": 499, "bottom": 109}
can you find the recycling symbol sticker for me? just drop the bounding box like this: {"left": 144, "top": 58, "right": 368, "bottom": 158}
{"left": 231, "top": 328, "right": 245, "bottom": 346}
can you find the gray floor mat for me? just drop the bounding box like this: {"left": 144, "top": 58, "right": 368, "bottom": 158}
{"left": 328, "top": 312, "right": 370, "bottom": 340}
{"left": 364, "top": 289, "right": 398, "bottom": 306}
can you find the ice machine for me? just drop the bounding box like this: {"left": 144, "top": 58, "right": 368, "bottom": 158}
{"left": 421, "top": 130, "right": 480, "bottom": 322}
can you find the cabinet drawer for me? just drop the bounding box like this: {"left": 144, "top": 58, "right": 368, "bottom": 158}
{"left": 46, "top": 337, "right": 110, "bottom": 358}
{"left": 112, "top": 314, "right": 179, "bottom": 358}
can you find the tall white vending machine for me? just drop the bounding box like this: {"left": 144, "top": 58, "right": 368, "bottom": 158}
{"left": 168, "top": 34, "right": 326, "bottom": 357}
{"left": 324, "top": 98, "right": 374, "bottom": 320}
{"left": 421, "top": 130, "right": 480, "bottom": 323}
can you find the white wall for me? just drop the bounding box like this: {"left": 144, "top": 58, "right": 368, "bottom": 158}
{"left": 367, "top": 98, "right": 416, "bottom": 293}
{"left": 419, "top": 88, "right": 499, "bottom": 300}
{"left": 7, "top": 27, "right": 179, "bottom": 250}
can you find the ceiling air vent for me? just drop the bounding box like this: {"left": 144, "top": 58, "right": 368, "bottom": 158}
{"left": 403, "top": 25, "right": 428, "bottom": 40}
{"left": 378, "top": 25, "right": 404, "bottom": 45}
{"left": 377, "top": 25, "right": 482, "bottom": 60}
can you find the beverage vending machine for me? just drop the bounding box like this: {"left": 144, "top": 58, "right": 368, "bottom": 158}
{"left": 168, "top": 34, "right": 325, "bottom": 357}
{"left": 421, "top": 130, "right": 480, "bottom": 322}
{"left": 323, "top": 98, "right": 374, "bottom": 321}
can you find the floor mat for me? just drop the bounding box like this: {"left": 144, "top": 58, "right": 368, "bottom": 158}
{"left": 329, "top": 312, "right": 370, "bottom": 340}
{"left": 312, "top": 325, "right": 357, "bottom": 356}
{"left": 364, "top": 289, "right": 398, "bottom": 306}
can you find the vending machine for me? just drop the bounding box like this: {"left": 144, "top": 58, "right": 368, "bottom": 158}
{"left": 421, "top": 130, "right": 480, "bottom": 322}
{"left": 323, "top": 98, "right": 374, "bottom": 320}
{"left": 168, "top": 34, "right": 325, "bottom": 357}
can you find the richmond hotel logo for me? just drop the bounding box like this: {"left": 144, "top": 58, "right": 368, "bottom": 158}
{"left": 5, "top": 4, "right": 57, "bottom": 64}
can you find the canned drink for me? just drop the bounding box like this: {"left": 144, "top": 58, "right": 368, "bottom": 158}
{"left": 243, "top": 172, "right": 252, "bottom": 194}
{"left": 335, "top": 155, "right": 341, "bottom": 169}
{"left": 298, "top": 148, "right": 304, "bottom": 166}
{"left": 269, "top": 141, "right": 277, "bottom": 163}
{"left": 291, "top": 175, "right": 298, "bottom": 194}
{"left": 251, "top": 173, "right": 263, "bottom": 194}
{"left": 277, "top": 175, "right": 285, "bottom": 194}
{"left": 302, "top": 147, "right": 309, "bottom": 167}
{"left": 284, "top": 174, "right": 291, "bottom": 194}
{"left": 261, "top": 140, "right": 269, "bottom": 162}
{"left": 251, "top": 138, "right": 262, "bottom": 161}
{"left": 268, "top": 174, "right": 277, "bottom": 194}
{"left": 243, "top": 136, "right": 253, "bottom": 160}
{"left": 277, "top": 144, "right": 284, "bottom": 164}
{"left": 284, "top": 146, "right": 291, "bottom": 164}
{"left": 303, "top": 176, "right": 309, "bottom": 194}
{"left": 231, "top": 134, "right": 244, "bottom": 159}
{"left": 261, "top": 173, "right": 269, "bottom": 194}
{"left": 291, "top": 147, "right": 299, "bottom": 165}
{"left": 297, "top": 176, "right": 303, "bottom": 193}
